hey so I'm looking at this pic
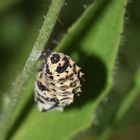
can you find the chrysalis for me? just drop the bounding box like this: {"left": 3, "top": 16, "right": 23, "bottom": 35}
{"left": 35, "top": 49, "right": 84, "bottom": 112}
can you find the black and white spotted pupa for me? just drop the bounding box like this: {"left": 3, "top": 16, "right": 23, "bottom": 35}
{"left": 35, "top": 49, "right": 84, "bottom": 112}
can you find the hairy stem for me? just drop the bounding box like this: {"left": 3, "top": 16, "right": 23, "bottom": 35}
{"left": 0, "top": 0, "right": 65, "bottom": 139}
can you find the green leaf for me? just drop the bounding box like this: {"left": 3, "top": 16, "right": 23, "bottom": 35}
{"left": 11, "top": 0, "right": 127, "bottom": 140}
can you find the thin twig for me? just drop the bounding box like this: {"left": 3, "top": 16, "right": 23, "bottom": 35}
{"left": 0, "top": 0, "right": 65, "bottom": 139}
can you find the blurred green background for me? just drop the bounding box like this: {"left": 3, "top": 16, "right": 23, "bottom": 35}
{"left": 0, "top": 0, "right": 140, "bottom": 139}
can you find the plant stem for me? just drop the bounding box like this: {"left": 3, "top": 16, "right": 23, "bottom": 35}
{"left": 0, "top": 0, "right": 65, "bottom": 139}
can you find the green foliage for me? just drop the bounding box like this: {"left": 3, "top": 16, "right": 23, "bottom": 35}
{"left": 0, "top": 0, "right": 140, "bottom": 140}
